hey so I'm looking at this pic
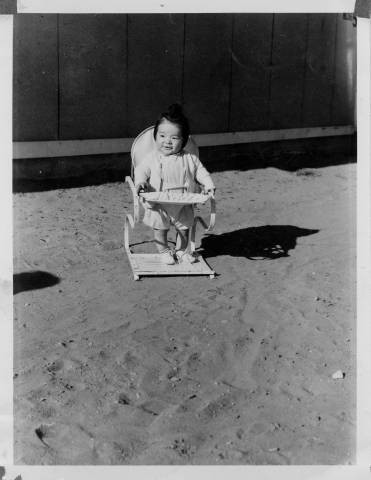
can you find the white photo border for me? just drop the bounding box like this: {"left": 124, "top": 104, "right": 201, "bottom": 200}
{"left": 2, "top": 0, "right": 370, "bottom": 478}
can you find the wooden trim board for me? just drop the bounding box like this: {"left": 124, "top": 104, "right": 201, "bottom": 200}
{"left": 13, "top": 125, "right": 355, "bottom": 159}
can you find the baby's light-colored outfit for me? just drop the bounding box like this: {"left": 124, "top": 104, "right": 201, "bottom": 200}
{"left": 135, "top": 150, "right": 214, "bottom": 230}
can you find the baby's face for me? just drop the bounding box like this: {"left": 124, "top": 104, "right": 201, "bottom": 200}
{"left": 155, "top": 120, "right": 183, "bottom": 156}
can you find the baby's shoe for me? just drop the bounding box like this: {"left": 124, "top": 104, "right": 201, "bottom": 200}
{"left": 161, "top": 249, "right": 176, "bottom": 265}
{"left": 176, "top": 250, "right": 197, "bottom": 264}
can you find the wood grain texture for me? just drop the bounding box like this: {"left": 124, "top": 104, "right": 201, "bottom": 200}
{"left": 302, "top": 14, "right": 337, "bottom": 127}
{"left": 59, "top": 14, "right": 128, "bottom": 140}
{"left": 13, "top": 14, "right": 58, "bottom": 141}
{"left": 269, "top": 14, "right": 307, "bottom": 129}
{"left": 127, "top": 14, "right": 184, "bottom": 136}
{"left": 182, "top": 14, "right": 233, "bottom": 134}
{"left": 13, "top": 13, "right": 356, "bottom": 143}
{"left": 229, "top": 14, "right": 273, "bottom": 131}
{"left": 331, "top": 14, "right": 356, "bottom": 126}
{"left": 0, "top": 0, "right": 16, "bottom": 14}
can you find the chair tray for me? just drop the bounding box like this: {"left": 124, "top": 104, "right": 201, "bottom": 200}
{"left": 139, "top": 191, "right": 209, "bottom": 205}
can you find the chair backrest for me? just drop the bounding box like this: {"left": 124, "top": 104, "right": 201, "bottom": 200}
{"left": 130, "top": 126, "right": 199, "bottom": 178}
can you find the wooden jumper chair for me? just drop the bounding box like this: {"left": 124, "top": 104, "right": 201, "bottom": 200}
{"left": 124, "top": 126, "right": 216, "bottom": 280}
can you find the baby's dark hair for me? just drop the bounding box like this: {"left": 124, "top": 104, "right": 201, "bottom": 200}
{"left": 153, "top": 104, "right": 190, "bottom": 149}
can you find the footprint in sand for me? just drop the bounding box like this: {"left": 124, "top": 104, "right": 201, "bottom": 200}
{"left": 118, "top": 393, "right": 132, "bottom": 405}
{"left": 46, "top": 359, "right": 64, "bottom": 374}
{"left": 198, "top": 393, "right": 237, "bottom": 422}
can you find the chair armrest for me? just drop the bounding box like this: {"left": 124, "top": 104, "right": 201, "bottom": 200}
{"left": 206, "top": 196, "right": 216, "bottom": 232}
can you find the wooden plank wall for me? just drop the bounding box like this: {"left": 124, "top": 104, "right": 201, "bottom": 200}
{"left": 13, "top": 14, "right": 59, "bottom": 141}
{"left": 13, "top": 13, "right": 356, "bottom": 142}
{"left": 127, "top": 14, "right": 184, "bottom": 136}
{"left": 230, "top": 14, "right": 273, "bottom": 132}
{"left": 182, "top": 14, "right": 233, "bottom": 134}
{"left": 59, "top": 15, "right": 128, "bottom": 140}
{"left": 302, "top": 14, "right": 338, "bottom": 127}
{"left": 269, "top": 14, "right": 308, "bottom": 129}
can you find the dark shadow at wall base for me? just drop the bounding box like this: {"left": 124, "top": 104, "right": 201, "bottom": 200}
{"left": 13, "top": 169, "right": 127, "bottom": 193}
{"left": 202, "top": 134, "right": 356, "bottom": 173}
{"left": 13, "top": 135, "right": 356, "bottom": 193}
{"left": 207, "top": 150, "right": 355, "bottom": 174}
{"left": 13, "top": 152, "right": 131, "bottom": 193}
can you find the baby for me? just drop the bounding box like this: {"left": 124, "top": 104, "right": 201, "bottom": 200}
{"left": 135, "top": 104, "right": 215, "bottom": 265}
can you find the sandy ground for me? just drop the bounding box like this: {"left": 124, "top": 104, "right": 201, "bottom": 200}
{"left": 13, "top": 161, "right": 356, "bottom": 465}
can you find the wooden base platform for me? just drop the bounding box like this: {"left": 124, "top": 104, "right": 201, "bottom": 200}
{"left": 127, "top": 252, "right": 215, "bottom": 280}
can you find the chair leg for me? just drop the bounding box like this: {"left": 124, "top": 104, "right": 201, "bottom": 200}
{"left": 125, "top": 176, "right": 140, "bottom": 224}
{"left": 190, "top": 216, "right": 208, "bottom": 253}
{"left": 190, "top": 220, "right": 197, "bottom": 253}
{"left": 124, "top": 213, "right": 135, "bottom": 255}
{"left": 125, "top": 213, "right": 141, "bottom": 281}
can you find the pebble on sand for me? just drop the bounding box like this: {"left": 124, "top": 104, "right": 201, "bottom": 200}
{"left": 332, "top": 370, "right": 345, "bottom": 379}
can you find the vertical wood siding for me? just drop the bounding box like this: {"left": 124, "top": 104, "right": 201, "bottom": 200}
{"left": 127, "top": 14, "right": 184, "bottom": 136}
{"left": 182, "top": 14, "right": 233, "bottom": 133}
{"left": 331, "top": 13, "right": 357, "bottom": 125}
{"left": 302, "top": 14, "right": 338, "bottom": 127}
{"left": 269, "top": 14, "right": 308, "bottom": 129}
{"left": 59, "top": 14, "right": 128, "bottom": 139}
{"left": 229, "top": 14, "right": 274, "bottom": 132}
{"left": 13, "top": 13, "right": 356, "bottom": 142}
{"left": 13, "top": 14, "right": 59, "bottom": 141}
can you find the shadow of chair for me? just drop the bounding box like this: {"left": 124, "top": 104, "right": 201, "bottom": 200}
{"left": 201, "top": 225, "right": 319, "bottom": 260}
